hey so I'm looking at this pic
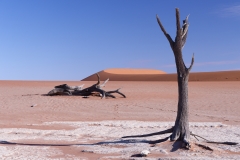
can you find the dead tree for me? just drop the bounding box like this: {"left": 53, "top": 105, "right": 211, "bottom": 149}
{"left": 122, "top": 8, "right": 238, "bottom": 149}
{"left": 157, "top": 8, "right": 193, "bottom": 148}
{"left": 123, "top": 8, "right": 193, "bottom": 148}
{"left": 47, "top": 74, "right": 126, "bottom": 98}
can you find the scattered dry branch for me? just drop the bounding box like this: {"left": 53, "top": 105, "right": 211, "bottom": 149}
{"left": 47, "top": 74, "right": 126, "bottom": 99}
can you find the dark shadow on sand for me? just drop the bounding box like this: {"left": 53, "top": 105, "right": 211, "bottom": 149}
{"left": 170, "top": 141, "right": 183, "bottom": 152}
{"left": 0, "top": 137, "right": 169, "bottom": 147}
{"left": 0, "top": 140, "right": 87, "bottom": 147}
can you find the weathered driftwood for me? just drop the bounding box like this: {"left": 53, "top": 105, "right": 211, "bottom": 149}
{"left": 47, "top": 74, "right": 126, "bottom": 98}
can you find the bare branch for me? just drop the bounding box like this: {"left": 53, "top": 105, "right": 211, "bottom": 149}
{"left": 77, "top": 84, "right": 85, "bottom": 90}
{"left": 99, "top": 78, "right": 109, "bottom": 88}
{"left": 54, "top": 84, "right": 71, "bottom": 90}
{"left": 182, "top": 24, "right": 189, "bottom": 39}
{"left": 156, "top": 14, "right": 174, "bottom": 48}
{"left": 182, "top": 14, "right": 190, "bottom": 38}
{"left": 181, "top": 14, "right": 190, "bottom": 48}
{"left": 70, "top": 84, "right": 85, "bottom": 91}
{"left": 94, "top": 88, "right": 106, "bottom": 99}
{"left": 96, "top": 73, "right": 100, "bottom": 85}
{"left": 181, "top": 31, "right": 188, "bottom": 49}
{"left": 54, "top": 84, "right": 85, "bottom": 91}
{"left": 106, "top": 88, "right": 126, "bottom": 98}
{"left": 175, "top": 8, "right": 181, "bottom": 37}
{"left": 188, "top": 53, "right": 194, "bottom": 72}
{"left": 106, "top": 94, "right": 116, "bottom": 98}
{"left": 48, "top": 88, "right": 72, "bottom": 96}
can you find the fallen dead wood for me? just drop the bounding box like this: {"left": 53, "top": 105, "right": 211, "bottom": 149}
{"left": 47, "top": 74, "right": 126, "bottom": 99}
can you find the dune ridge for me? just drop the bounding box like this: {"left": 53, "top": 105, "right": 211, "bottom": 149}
{"left": 104, "top": 68, "right": 166, "bottom": 75}
{"left": 81, "top": 69, "right": 240, "bottom": 81}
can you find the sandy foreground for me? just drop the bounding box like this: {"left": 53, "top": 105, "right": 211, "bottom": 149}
{"left": 0, "top": 81, "right": 240, "bottom": 159}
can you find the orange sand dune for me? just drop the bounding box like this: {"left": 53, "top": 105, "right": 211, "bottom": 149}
{"left": 81, "top": 68, "right": 240, "bottom": 81}
{"left": 104, "top": 68, "right": 166, "bottom": 74}
{"left": 82, "top": 68, "right": 166, "bottom": 81}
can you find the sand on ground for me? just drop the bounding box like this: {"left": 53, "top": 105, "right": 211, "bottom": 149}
{"left": 0, "top": 80, "right": 240, "bottom": 159}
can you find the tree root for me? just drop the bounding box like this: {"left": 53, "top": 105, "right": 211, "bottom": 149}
{"left": 122, "top": 127, "right": 238, "bottom": 150}
{"left": 190, "top": 132, "right": 238, "bottom": 145}
{"left": 183, "top": 138, "right": 191, "bottom": 149}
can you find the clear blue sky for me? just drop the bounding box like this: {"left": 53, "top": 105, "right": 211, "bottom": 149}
{"left": 0, "top": 0, "right": 239, "bottom": 80}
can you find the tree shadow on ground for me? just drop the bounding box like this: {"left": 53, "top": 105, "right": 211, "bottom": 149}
{"left": 0, "top": 137, "right": 168, "bottom": 147}
{"left": 1, "top": 136, "right": 170, "bottom": 146}
{"left": 0, "top": 141, "right": 86, "bottom": 147}
{"left": 0, "top": 136, "right": 184, "bottom": 154}
{"left": 171, "top": 141, "right": 184, "bottom": 152}
{"left": 95, "top": 136, "right": 170, "bottom": 145}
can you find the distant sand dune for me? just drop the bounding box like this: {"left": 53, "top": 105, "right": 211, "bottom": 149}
{"left": 81, "top": 68, "right": 240, "bottom": 81}
{"left": 104, "top": 68, "right": 166, "bottom": 75}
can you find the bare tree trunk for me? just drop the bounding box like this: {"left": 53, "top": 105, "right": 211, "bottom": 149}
{"left": 157, "top": 8, "right": 194, "bottom": 148}
{"left": 171, "top": 74, "right": 190, "bottom": 143}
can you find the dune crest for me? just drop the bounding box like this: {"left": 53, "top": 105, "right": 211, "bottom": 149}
{"left": 103, "top": 68, "right": 166, "bottom": 75}
{"left": 81, "top": 69, "right": 240, "bottom": 81}
{"left": 81, "top": 68, "right": 167, "bottom": 81}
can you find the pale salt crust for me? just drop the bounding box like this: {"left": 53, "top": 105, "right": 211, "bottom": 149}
{"left": 0, "top": 121, "right": 240, "bottom": 159}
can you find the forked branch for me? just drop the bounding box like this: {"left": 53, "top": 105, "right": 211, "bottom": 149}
{"left": 106, "top": 88, "right": 126, "bottom": 98}
{"left": 188, "top": 53, "right": 194, "bottom": 72}
{"left": 96, "top": 73, "right": 100, "bottom": 86}
{"left": 156, "top": 15, "right": 174, "bottom": 49}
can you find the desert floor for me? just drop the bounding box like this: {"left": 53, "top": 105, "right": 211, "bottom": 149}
{"left": 0, "top": 81, "right": 240, "bottom": 159}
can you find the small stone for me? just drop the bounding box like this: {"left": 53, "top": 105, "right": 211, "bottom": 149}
{"left": 31, "top": 104, "right": 37, "bottom": 107}
{"left": 141, "top": 150, "right": 150, "bottom": 157}
{"left": 160, "top": 149, "right": 168, "bottom": 154}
